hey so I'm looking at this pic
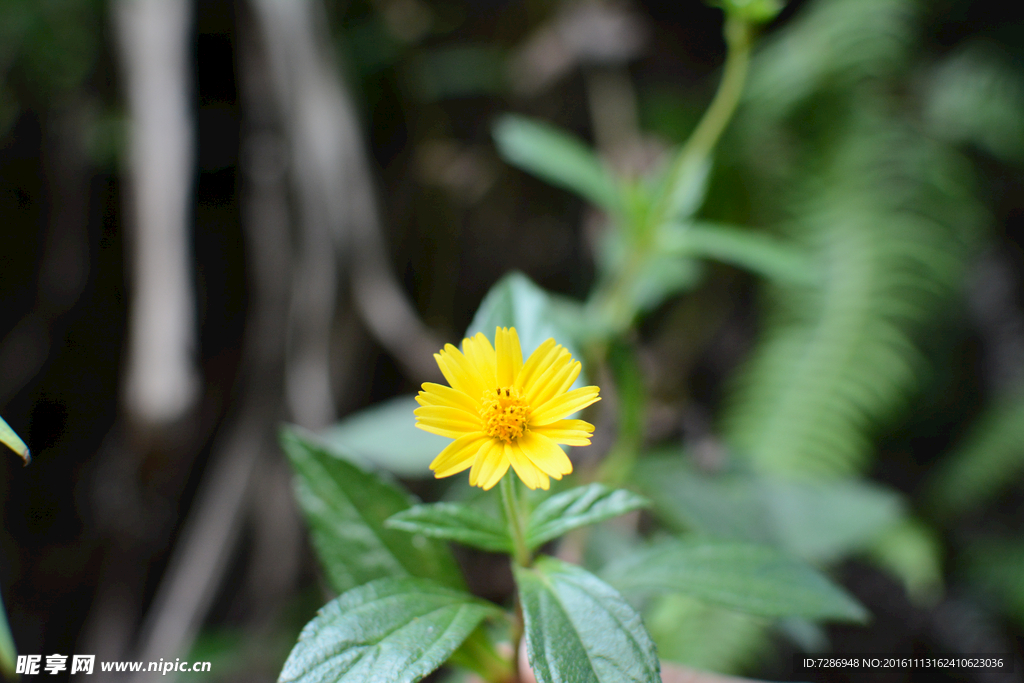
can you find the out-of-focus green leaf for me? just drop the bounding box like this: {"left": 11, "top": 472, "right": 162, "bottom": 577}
{"left": 964, "top": 540, "right": 1024, "bottom": 629}
{"left": 493, "top": 114, "right": 621, "bottom": 214}
{"left": 0, "top": 589, "right": 16, "bottom": 679}
{"left": 598, "top": 343, "right": 647, "bottom": 485}
{"left": 445, "top": 626, "right": 514, "bottom": 683}
{"left": 628, "top": 254, "right": 703, "bottom": 313}
{"left": 645, "top": 593, "right": 770, "bottom": 674}
{"left": 466, "top": 271, "right": 584, "bottom": 361}
{"left": 710, "top": 0, "right": 784, "bottom": 23}
{"left": 525, "top": 484, "right": 649, "bottom": 550}
{"left": 281, "top": 429, "right": 463, "bottom": 594}
{"left": 602, "top": 539, "right": 868, "bottom": 622}
{"left": 319, "top": 396, "right": 446, "bottom": 478}
{"left": 924, "top": 42, "right": 1024, "bottom": 164}
{"left": 514, "top": 557, "right": 661, "bottom": 683}
{"left": 387, "top": 503, "right": 512, "bottom": 553}
{"left": 279, "top": 578, "right": 500, "bottom": 683}
{"left": 656, "top": 155, "right": 712, "bottom": 223}
{"left": 926, "top": 396, "right": 1024, "bottom": 518}
{"left": 867, "top": 518, "right": 942, "bottom": 603}
{"left": 634, "top": 454, "right": 903, "bottom": 562}
{"left": 659, "top": 222, "right": 817, "bottom": 286}
{"left": 0, "top": 416, "right": 29, "bottom": 464}
{"left": 410, "top": 45, "right": 505, "bottom": 101}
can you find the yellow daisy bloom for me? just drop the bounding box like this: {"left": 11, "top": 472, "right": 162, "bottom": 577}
{"left": 415, "top": 327, "right": 600, "bottom": 491}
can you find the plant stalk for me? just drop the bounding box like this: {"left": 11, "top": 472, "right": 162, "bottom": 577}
{"left": 654, "top": 15, "right": 753, "bottom": 226}
{"left": 500, "top": 475, "right": 531, "bottom": 682}
{"left": 589, "top": 16, "right": 754, "bottom": 337}
{"left": 500, "top": 475, "right": 531, "bottom": 568}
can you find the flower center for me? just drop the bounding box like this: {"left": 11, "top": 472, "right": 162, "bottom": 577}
{"left": 479, "top": 386, "right": 529, "bottom": 444}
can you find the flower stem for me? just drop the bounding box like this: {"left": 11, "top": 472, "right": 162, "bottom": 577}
{"left": 588, "top": 16, "right": 754, "bottom": 336}
{"left": 500, "top": 475, "right": 530, "bottom": 682}
{"left": 653, "top": 15, "right": 752, "bottom": 226}
{"left": 500, "top": 475, "right": 531, "bottom": 568}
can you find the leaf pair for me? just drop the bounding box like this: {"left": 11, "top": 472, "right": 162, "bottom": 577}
{"left": 386, "top": 483, "right": 649, "bottom": 554}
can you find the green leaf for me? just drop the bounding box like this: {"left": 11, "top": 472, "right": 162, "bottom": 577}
{"left": 281, "top": 428, "right": 464, "bottom": 594}
{"left": 526, "top": 484, "right": 649, "bottom": 550}
{"left": 466, "top": 272, "right": 584, "bottom": 360}
{"left": 659, "top": 222, "right": 817, "bottom": 286}
{"left": 602, "top": 539, "right": 868, "bottom": 622}
{"left": 279, "top": 578, "right": 501, "bottom": 683}
{"left": 514, "top": 557, "right": 660, "bottom": 683}
{"left": 319, "top": 396, "right": 447, "bottom": 478}
{"left": 0, "top": 416, "right": 29, "bottom": 464}
{"left": 634, "top": 454, "right": 902, "bottom": 562}
{"left": 386, "top": 503, "right": 512, "bottom": 553}
{"left": 493, "top": 114, "right": 621, "bottom": 214}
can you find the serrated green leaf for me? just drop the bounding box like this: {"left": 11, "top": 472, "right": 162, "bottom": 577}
{"left": 319, "top": 396, "right": 447, "bottom": 478}
{"left": 601, "top": 539, "right": 868, "bottom": 622}
{"left": 466, "top": 271, "right": 584, "bottom": 361}
{"left": 279, "top": 578, "right": 501, "bottom": 683}
{"left": 0, "top": 416, "right": 29, "bottom": 464}
{"left": 514, "top": 557, "right": 660, "bottom": 683}
{"left": 493, "top": 114, "right": 621, "bottom": 214}
{"left": 658, "top": 222, "right": 817, "bottom": 286}
{"left": 526, "top": 484, "right": 649, "bottom": 550}
{"left": 386, "top": 503, "right": 512, "bottom": 553}
{"left": 281, "top": 429, "right": 464, "bottom": 594}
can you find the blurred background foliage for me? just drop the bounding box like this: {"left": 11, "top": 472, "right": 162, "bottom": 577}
{"left": 1, "top": 0, "right": 1024, "bottom": 681}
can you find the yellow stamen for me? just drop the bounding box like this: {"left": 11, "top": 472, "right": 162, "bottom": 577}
{"left": 479, "top": 386, "right": 529, "bottom": 444}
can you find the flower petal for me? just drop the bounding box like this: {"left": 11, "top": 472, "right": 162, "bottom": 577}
{"left": 469, "top": 439, "right": 508, "bottom": 490}
{"left": 415, "top": 405, "right": 482, "bottom": 432}
{"left": 518, "top": 431, "right": 573, "bottom": 479}
{"left": 496, "top": 327, "right": 523, "bottom": 387}
{"left": 416, "top": 422, "right": 474, "bottom": 439}
{"left": 530, "top": 386, "right": 601, "bottom": 426}
{"left": 532, "top": 419, "right": 595, "bottom": 446}
{"left": 417, "top": 382, "right": 481, "bottom": 413}
{"left": 431, "top": 433, "right": 490, "bottom": 477}
{"left": 435, "top": 345, "right": 486, "bottom": 399}
{"left": 526, "top": 353, "right": 578, "bottom": 407}
{"left": 461, "top": 333, "right": 496, "bottom": 388}
{"left": 507, "top": 441, "right": 548, "bottom": 490}
{"left": 515, "top": 338, "right": 558, "bottom": 391}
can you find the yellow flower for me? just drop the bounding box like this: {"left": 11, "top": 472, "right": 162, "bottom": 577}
{"left": 415, "top": 327, "right": 600, "bottom": 491}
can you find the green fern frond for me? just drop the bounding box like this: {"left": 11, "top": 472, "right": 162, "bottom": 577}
{"left": 743, "top": 0, "right": 919, "bottom": 123}
{"left": 723, "top": 115, "right": 982, "bottom": 478}
{"left": 924, "top": 42, "right": 1024, "bottom": 164}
